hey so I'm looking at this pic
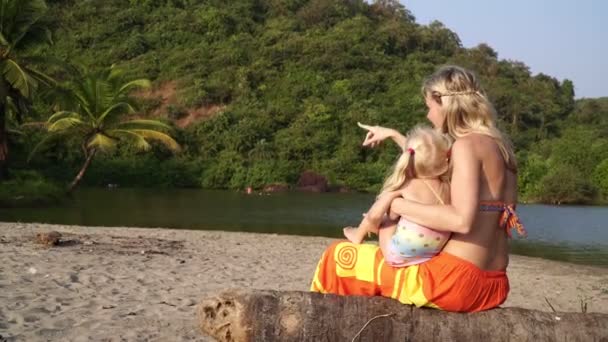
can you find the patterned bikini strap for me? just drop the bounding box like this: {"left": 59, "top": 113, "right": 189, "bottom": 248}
{"left": 500, "top": 204, "right": 527, "bottom": 238}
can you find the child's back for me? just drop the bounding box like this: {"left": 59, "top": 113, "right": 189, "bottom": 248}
{"left": 342, "top": 125, "right": 452, "bottom": 254}
{"left": 380, "top": 178, "right": 451, "bottom": 267}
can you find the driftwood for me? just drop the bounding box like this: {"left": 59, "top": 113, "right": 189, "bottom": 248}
{"left": 198, "top": 290, "right": 608, "bottom": 342}
{"left": 35, "top": 231, "right": 62, "bottom": 246}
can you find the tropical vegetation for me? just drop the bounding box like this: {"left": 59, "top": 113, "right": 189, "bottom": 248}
{"left": 0, "top": 0, "right": 55, "bottom": 179}
{"left": 2, "top": 0, "right": 607, "bottom": 205}
{"left": 29, "top": 66, "right": 180, "bottom": 192}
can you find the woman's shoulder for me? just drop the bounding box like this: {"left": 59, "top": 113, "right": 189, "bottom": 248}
{"left": 452, "top": 134, "right": 501, "bottom": 160}
{"left": 451, "top": 135, "right": 476, "bottom": 157}
{"left": 453, "top": 134, "right": 491, "bottom": 150}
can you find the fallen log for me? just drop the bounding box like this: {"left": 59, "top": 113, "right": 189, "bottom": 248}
{"left": 198, "top": 290, "right": 608, "bottom": 342}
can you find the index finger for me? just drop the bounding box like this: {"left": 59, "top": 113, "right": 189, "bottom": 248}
{"left": 357, "top": 122, "right": 373, "bottom": 131}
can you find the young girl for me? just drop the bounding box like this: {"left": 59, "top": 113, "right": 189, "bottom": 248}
{"left": 312, "top": 66, "right": 525, "bottom": 313}
{"left": 343, "top": 126, "right": 451, "bottom": 267}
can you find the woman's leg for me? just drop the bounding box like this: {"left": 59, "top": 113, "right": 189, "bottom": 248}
{"left": 311, "top": 241, "right": 383, "bottom": 296}
{"left": 311, "top": 241, "right": 440, "bottom": 310}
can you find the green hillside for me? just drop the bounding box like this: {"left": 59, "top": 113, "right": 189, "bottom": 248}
{"left": 6, "top": 0, "right": 608, "bottom": 204}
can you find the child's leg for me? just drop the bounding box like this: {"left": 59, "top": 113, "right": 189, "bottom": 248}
{"left": 343, "top": 226, "right": 368, "bottom": 244}
{"left": 343, "top": 193, "right": 399, "bottom": 244}
{"left": 343, "top": 215, "right": 381, "bottom": 244}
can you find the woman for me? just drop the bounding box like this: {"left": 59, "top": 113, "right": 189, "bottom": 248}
{"left": 310, "top": 65, "right": 526, "bottom": 312}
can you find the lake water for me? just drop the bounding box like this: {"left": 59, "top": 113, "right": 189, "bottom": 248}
{"left": 2, "top": 188, "right": 607, "bottom": 267}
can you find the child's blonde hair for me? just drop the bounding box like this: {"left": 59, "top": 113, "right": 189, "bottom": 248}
{"left": 380, "top": 126, "right": 451, "bottom": 194}
{"left": 422, "top": 65, "right": 517, "bottom": 171}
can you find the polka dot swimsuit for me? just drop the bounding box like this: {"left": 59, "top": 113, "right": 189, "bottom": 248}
{"left": 385, "top": 218, "right": 450, "bottom": 267}
{"left": 384, "top": 180, "right": 450, "bottom": 267}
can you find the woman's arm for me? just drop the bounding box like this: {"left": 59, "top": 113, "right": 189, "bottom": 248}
{"left": 389, "top": 138, "right": 480, "bottom": 234}
{"left": 359, "top": 191, "right": 401, "bottom": 229}
{"left": 357, "top": 122, "right": 407, "bottom": 151}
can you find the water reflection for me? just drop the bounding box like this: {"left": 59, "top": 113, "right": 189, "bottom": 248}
{"left": 1, "top": 188, "right": 607, "bottom": 267}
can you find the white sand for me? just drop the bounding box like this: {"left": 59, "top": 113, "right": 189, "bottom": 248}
{"left": 1, "top": 222, "right": 607, "bottom": 341}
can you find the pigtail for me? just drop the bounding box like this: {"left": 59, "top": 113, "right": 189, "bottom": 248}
{"left": 380, "top": 148, "right": 414, "bottom": 195}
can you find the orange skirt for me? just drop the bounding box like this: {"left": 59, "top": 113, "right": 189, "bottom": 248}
{"left": 310, "top": 241, "right": 509, "bottom": 312}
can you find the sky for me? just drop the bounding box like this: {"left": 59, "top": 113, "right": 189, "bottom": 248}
{"left": 403, "top": 0, "right": 607, "bottom": 99}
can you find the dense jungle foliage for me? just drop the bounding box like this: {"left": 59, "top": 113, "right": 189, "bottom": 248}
{"left": 3, "top": 0, "right": 607, "bottom": 205}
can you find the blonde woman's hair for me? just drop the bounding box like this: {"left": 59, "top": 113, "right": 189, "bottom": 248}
{"left": 380, "top": 126, "right": 451, "bottom": 194}
{"left": 422, "top": 65, "right": 517, "bottom": 171}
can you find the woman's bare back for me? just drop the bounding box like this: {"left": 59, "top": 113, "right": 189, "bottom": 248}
{"left": 442, "top": 134, "right": 517, "bottom": 271}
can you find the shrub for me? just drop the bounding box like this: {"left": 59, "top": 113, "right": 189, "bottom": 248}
{"left": 536, "top": 165, "right": 597, "bottom": 204}
{"left": 0, "top": 170, "right": 65, "bottom": 207}
{"left": 592, "top": 159, "right": 608, "bottom": 198}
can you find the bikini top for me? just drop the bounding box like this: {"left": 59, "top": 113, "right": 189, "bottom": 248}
{"left": 444, "top": 147, "right": 525, "bottom": 238}
{"left": 479, "top": 201, "right": 527, "bottom": 238}
{"left": 401, "top": 181, "right": 526, "bottom": 238}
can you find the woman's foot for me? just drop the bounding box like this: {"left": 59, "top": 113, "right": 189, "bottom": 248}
{"left": 343, "top": 227, "right": 364, "bottom": 244}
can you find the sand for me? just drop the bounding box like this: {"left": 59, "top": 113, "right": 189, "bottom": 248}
{"left": 1, "top": 222, "right": 607, "bottom": 341}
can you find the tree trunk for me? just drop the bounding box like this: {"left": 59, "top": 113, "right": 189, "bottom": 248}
{"left": 67, "top": 149, "right": 96, "bottom": 193}
{"left": 511, "top": 110, "right": 518, "bottom": 135}
{"left": 0, "top": 102, "right": 8, "bottom": 181}
{"left": 198, "top": 290, "right": 608, "bottom": 342}
{"left": 538, "top": 114, "right": 546, "bottom": 140}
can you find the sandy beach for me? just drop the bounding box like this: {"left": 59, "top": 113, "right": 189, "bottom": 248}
{"left": 1, "top": 222, "right": 607, "bottom": 341}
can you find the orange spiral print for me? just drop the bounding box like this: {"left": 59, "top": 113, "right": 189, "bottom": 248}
{"left": 335, "top": 244, "right": 358, "bottom": 270}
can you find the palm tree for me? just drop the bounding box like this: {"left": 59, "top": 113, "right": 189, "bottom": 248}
{"left": 0, "top": 0, "right": 54, "bottom": 179}
{"left": 248, "top": 139, "right": 274, "bottom": 161}
{"left": 30, "top": 66, "right": 180, "bottom": 192}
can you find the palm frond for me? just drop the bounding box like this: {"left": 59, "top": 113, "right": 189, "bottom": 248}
{"left": 128, "top": 129, "right": 180, "bottom": 152}
{"left": 23, "top": 56, "right": 79, "bottom": 76}
{"left": 2, "top": 58, "right": 31, "bottom": 97}
{"left": 27, "top": 131, "right": 66, "bottom": 162}
{"left": 117, "top": 119, "right": 173, "bottom": 131}
{"left": 48, "top": 110, "right": 81, "bottom": 122}
{"left": 7, "top": 90, "right": 31, "bottom": 123}
{"left": 7, "top": 127, "right": 23, "bottom": 136}
{"left": 13, "top": 20, "right": 51, "bottom": 50}
{"left": 107, "top": 129, "right": 151, "bottom": 151}
{"left": 20, "top": 121, "right": 46, "bottom": 129}
{"left": 93, "top": 78, "right": 115, "bottom": 116}
{"left": 87, "top": 133, "right": 116, "bottom": 152}
{"left": 0, "top": 31, "right": 9, "bottom": 46}
{"left": 40, "top": 83, "right": 74, "bottom": 110}
{"left": 96, "top": 102, "right": 134, "bottom": 124}
{"left": 118, "top": 79, "right": 151, "bottom": 95}
{"left": 48, "top": 117, "right": 85, "bottom": 132}
{"left": 6, "top": 0, "right": 48, "bottom": 49}
{"left": 72, "top": 81, "right": 97, "bottom": 120}
{"left": 108, "top": 66, "right": 124, "bottom": 81}
{"left": 4, "top": 94, "right": 19, "bottom": 121}
{"left": 23, "top": 65, "right": 56, "bottom": 88}
{"left": 66, "top": 70, "right": 117, "bottom": 119}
